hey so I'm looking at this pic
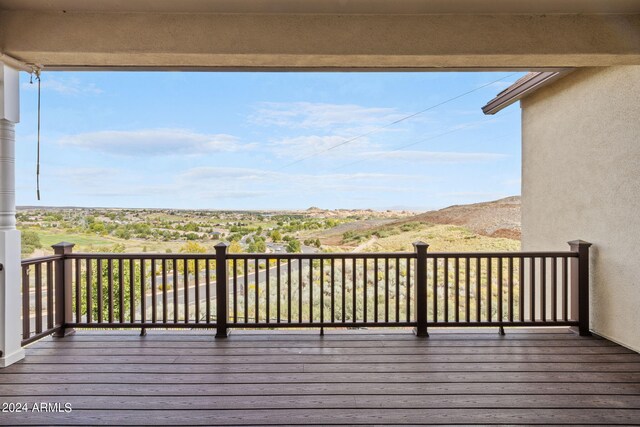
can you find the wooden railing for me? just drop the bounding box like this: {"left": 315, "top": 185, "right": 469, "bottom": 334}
{"left": 20, "top": 254, "right": 62, "bottom": 345}
{"left": 20, "top": 240, "right": 592, "bottom": 345}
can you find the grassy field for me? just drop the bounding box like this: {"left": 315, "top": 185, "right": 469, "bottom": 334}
{"left": 23, "top": 228, "right": 221, "bottom": 256}
{"left": 318, "top": 223, "right": 520, "bottom": 253}
{"left": 19, "top": 203, "right": 520, "bottom": 259}
{"left": 370, "top": 224, "right": 520, "bottom": 252}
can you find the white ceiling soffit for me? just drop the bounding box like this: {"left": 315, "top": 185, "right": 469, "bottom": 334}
{"left": 1, "top": 0, "right": 640, "bottom": 14}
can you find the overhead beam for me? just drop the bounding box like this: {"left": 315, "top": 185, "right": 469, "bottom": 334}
{"left": 2, "top": 0, "right": 640, "bottom": 15}
{"left": 1, "top": 11, "right": 639, "bottom": 70}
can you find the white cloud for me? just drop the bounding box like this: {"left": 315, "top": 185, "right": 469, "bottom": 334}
{"left": 360, "top": 150, "right": 508, "bottom": 163}
{"left": 47, "top": 167, "right": 127, "bottom": 190}
{"left": 268, "top": 135, "right": 377, "bottom": 158}
{"left": 22, "top": 76, "right": 103, "bottom": 95}
{"left": 180, "top": 167, "right": 419, "bottom": 184}
{"left": 181, "top": 167, "right": 278, "bottom": 182}
{"left": 250, "top": 102, "right": 404, "bottom": 132}
{"left": 198, "top": 190, "right": 271, "bottom": 199}
{"left": 58, "top": 129, "right": 246, "bottom": 156}
{"left": 178, "top": 167, "right": 429, "bottom": 199}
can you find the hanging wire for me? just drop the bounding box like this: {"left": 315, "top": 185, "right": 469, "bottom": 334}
{"left": 35, "top": 69, "right": 42, "bottom": 201}
{"left": 275, "top": 72, "right": 518, "bottom": 171}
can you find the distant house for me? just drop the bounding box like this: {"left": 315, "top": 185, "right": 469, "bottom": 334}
{"left": 483, "top": 67, "right": 640, "bottom": 352}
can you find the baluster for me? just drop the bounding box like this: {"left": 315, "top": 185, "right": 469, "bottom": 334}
{"left": 86, "top": 259, "right": 93, "bottom": 324}
{"left": 162, "top": 258, "right": 168, "bottom": 323}
{"left": 244, "top": 259, "right": 249, "bottom": 324}
{"left": 341, "top": 258, "right": 346, "bottom": 323}
{"left": 352, "top": 258, "right": 357, "bottom": 323}
{"left": 465, "top": 257, "right": 470, "bottom": 322}
{"left": 395, "top": 257, "right": 400, "bottom": 322}
{"left": 562, "top": 256, "right": 568, "bottom": 322}
{"left": 433, "top": 257, "right": 438, "bottom": 322}
{"left": 475, "top": 257, "right": 481, "bottom": 322}
{"left": 76, "top": 259, "right": 82, "bottom": 323}
{"left": 487, "top": 257, "right": 492, "bottom": 322}
{"left": 46, "top": 261, "right": 54, "bottom": 329}
{"left": 254, "top": 258, "right": 259, "bottom": 323}
{"left": 406, "top": 257, "right": 412, "bottom": 323}
{"left": 108, "top": 259, "right": 114, "bottom": 324}
{"left": 266, "top": 257, "right": 271, "bottom": 324}
{"left": 22, "top": 266, "right": 30, "bottom": 339}
{"left": 551, "top": 257, "right": 557, "bottom": 322}
{"left": 363, "top": 258, "right": 367, "bottom": 323}
{"left": 385, "top": 258, "right": 389, "bottom": 323}
{"left": 141, "top": 259, "right": 146, "bottom": 325}
{"left": 287, "top": 259, "right": 292, "bottom": 323}
{"left": 298, "top": 258, "right": 302, "bottom": 323}
{"left": 309, "top": 258, "right": 313, "bottom": 323}
{"left": 277, "top": 258, "right": 281, "bottom": 323}
{"left": 194, "top": 259, "right": 200, "bottom": 323}
{"left": 232, "top": 259, "right": 238, "bottom": 323}
{"left": 373, "top": 258, "right": 378, "bottom": 322}
{"left": 519, "top": 257, "right": 525, "bottom": 322}
{"left": 541, "top": 257, "right": 546, "bottom": 322}
{"left": 183, "top": 259, "right": 188, "bottom": 323}
{"left": 497, "top": 257, "right": 503, "bottom": 323}
{"left": 172, "top": 259, "right": 178, "bottom": 323}
{"left": 330, "top": 258, "right": 335, "bottom": 323}
{"left": 530, "top": 257, "right": 536, "bottom": 322}
{"left": 96, "top": 259, "right": 103, "bottom": 323}
{"left": 35, "top": 262, "right": 42, "bottom": 333}
{"left": 508, "top": 257, "right": 514, "bottom": 322}
{"left": 129, "top": 259, "right": 135, "bottom": 323}
{"left": 119, "top": 259, "right": 125, "bottom": 324}
{"left": 444, "top": 257, "right": 449, "bottom": 323}
{"left": 454, "top": 257, "right": 460, "bottom": 323}
{"left": 151, "top": 259, "right": 157, "bottom": 323}
{"left": 204, "top": 258, "right": 211, "bottom": 323}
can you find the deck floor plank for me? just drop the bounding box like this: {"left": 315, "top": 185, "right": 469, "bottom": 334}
{"left": 1, "top": 329, "right": 639, "bottom": 425}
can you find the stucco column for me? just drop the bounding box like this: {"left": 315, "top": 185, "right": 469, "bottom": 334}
{"left": 0, "top": 62, "right": 25, "bottom": 367}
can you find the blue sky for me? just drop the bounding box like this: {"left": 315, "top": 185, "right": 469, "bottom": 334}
{"left": 16, "top": 71, "right": 523, "bottom": 211}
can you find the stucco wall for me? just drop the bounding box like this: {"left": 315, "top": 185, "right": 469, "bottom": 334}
{"left": 521, "top": 66, "right": 640, "bottom": 351}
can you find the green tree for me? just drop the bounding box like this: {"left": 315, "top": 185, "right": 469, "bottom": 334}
{"left": 79, "top": 244, "right": 141, "bottom": 322}
{"left": 270, "top": 229, "right": 282, "bottom": 242}
{"left": 21, "top": 231, "right": 42, "bottom": 256}
{"left": 89, "top": 221, "right": 106, "bottom": 234}
{"left": 178, "top": 241, "right": 207, "bottom": 273}
{"left": 247, "top": 237, "right": 266, "bottom": 253}
{"left": 286, "top": 239, "right": 301, "bottom": 253}
{"left": 228, "top": 240, "right": 243, "bottom": 253}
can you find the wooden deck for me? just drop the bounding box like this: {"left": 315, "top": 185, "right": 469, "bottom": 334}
{"left": 1, "top": 328, "right": 640, "bottom": 425}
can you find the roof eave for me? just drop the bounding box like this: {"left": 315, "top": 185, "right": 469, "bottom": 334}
{"left": 482, "top": 70, "right": 572, "bottom": 115}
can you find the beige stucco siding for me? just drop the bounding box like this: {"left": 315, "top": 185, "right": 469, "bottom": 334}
{"left": 521, "top": 66, "right": 640, "bottom": 351}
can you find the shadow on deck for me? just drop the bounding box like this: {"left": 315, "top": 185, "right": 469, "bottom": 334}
{"left": 1, "top": 327, "right": 639, "bottom": 425}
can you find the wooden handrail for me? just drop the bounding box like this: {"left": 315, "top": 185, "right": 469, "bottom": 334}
{"left": 20, "top": 242, "right": 591, "bottom": 346}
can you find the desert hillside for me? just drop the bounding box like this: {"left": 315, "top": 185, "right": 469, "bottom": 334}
{"left": 394, "top": 196, "right": 521, "bottom": 240}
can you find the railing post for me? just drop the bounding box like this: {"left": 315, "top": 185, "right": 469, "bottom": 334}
{"left": 52, "top": 242, "right": 75, "bottom": 337}
{"left": 413, "top": 241, "right": 429, "bottom": 337}
{"left": 215, "top": 242, "right": 229, "bottom": 338}
{"left": 568, "top": 240, "right": 592, "bottom": 336}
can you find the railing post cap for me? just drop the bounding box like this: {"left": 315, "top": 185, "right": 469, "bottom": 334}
{"left": 215, "top": 242, "right": 229, "bottom": 250}
{"left": 51, "top": 242, "right": 75, "bottom": 254}
{"left": 412, "top": 241, "right": 429, "bottom": 250}
{"left": 568, "top": 240, "right": 592, "bottom": 248}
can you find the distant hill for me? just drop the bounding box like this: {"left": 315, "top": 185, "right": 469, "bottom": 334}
{"left": 394, "top": 196, "right": 521, "bottom": 240}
